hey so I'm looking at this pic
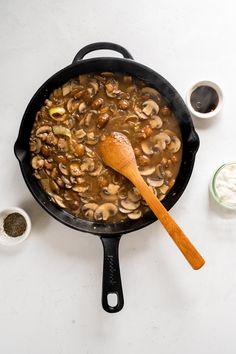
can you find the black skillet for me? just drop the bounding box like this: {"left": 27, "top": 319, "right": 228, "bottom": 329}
{"left": 14, "top": 42, "right": 200, "bottom": 313}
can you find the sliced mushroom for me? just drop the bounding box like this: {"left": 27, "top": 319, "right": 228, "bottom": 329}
{"left": 141, "top": 140, "right": 153, "bottom": 155}
{"left": 159, "top": 184, "right": 169, "bottom": 194}
{"left": 40, "top": 178, "right": 52, "bottom": 195}
{"left": 137, "top": 155, "right": 151, "bottom": 167}
{"left": 121, "top": 199, "right": 140, "bottom": 211}
{"left": 128, "top": 188, "right": 141, "bottom": 202}
{"left": 94, "top": 203, "right": 118, "bottom": 221}
{"left": 164, "top": 170, "right": 173, "bottom": 179}
{"left": 167, "top": 136, "right": 181, "bottom": 153}
{"left": 134, "top": 105, "right": 148, "bottom": 120}
{"left": 77, "top": 177, "right": 85, "bottom": 184}
{"left": 103, "top": 183, "right": 120, "bottom": 195}
{"left": 86, "top": 132, "right": 99, "bottom": 145}
{"left": 78, "top": 102, "right": 87, "bottom": 113}
{"left": 49, "top": 107, "right": 67, "bottom": 121}
{"left": 61, "top": 175, "right": 72, "bottom": 189}
{"left": 89, "top": 80, "right": 99, "bottom": 94}
{"left": 81, "top": 203, "right": 97, "bottom": 219}
{"left": 147, "top": 177, "right": 164, "bottom": 187}
{"left": 84, "top": 209, "right": 94, "bottom": 219}
{"left": 33, "top": 170, "right": 43, "bottom": 179}
{"left": 119, "top": 207, "right": 132, "bottom": 214}
{"left": 57, "top": 138, "right": 69, "bottom": 151}
{"left": 156, "top": 164, "right": 164, "bottom": 179}
{"left": 36, "top": 125, "right": 52, "bottom": 137}
{"left": 139, "top": 166, "right": 156, "bottom": 176}
{"left": 128, "top": 210, "right": 142, "bottom": 220}
{"left": 31, "top": 155, "right": 44, "bottom": 169}
{"left": 72, "top": 185, "right": 89, "bottom": 193}
{"left": 58, "top": 162, "right": 68, "bottom": 175}
{"left": 118, "top": 188, "right": 127, "bottom": 200}
{"left": 46, "top": 132, "right": 58, "bottom": 145}
{"left": 83, "top": 112, "right": 94, "bottom": 126}
{"left": 124, "top": 115, "right": 139, "bottom": 124}
{"left": 52, "top": 125, "right": 71, "bottom": 138}
{"left": 141, "top": 87, "right": 161, "bottom": 101}
{"left": 153, "top": 132, "right": 171, "bottom": 151}
{"left": 29, "top": 138, "right": 42, "bottom": 153}
{"left": 70, "top": 176, "right": 77, "bottom": 184}
{"left": 85, "top": 146, "right": 95, "bottom": 158}
{"left": 69, "top": 162, "right": 82, "bottom": 177}
{"left": 53, "top": 194, "right": 66, "bottom": 208}
{"left": 105, "top": 79, "right": 120, "bottom": 98}
{"left": 149, "top": 116, "right": 163, "bottom": 129}
{"left": 67, "top": 98, "right": 80, "bottom": 113}
{"left": 100, "top": 192, "right": 117, "bottom": 202}
{"left": 89, "top": 161, "right": 103, "bottom": 177}
{"left": 50, "top": 180, "right": 60, "bottom": 194}
{"left": 75, "top": 129, "right": 86, "bottom": 140}
{"left": 62, "top": 83, "right": 72, "bottom": 96}
{"left": 80, "top": 158, "right": 95, "bottom": 172}
{"left": 45, "top": 99, "right": 53, "bottom": 107}
{"left": 82, "top": 203, "right": 98, "bottom": 212}
{"left": 80, "top": 197, "right": 93, "bottom": 204}
{"left": 142, "top": 99, "right": 159, "bottom": 116}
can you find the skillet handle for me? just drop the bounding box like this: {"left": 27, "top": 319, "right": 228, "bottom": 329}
{"left": 100, "top": 235, "right": 124, "bottom": 313}
{"left": 72, "top": 42, "right": 134, "bottom": 63}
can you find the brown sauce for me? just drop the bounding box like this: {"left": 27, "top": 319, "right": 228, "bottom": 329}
{"left": 190, "top": 86, "right": 219, "bottom": 113}
{"left": 29, "top": 73, "right": 182, "bottom": 223}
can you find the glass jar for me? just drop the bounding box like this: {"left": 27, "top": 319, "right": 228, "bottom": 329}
{"left": 210, "top": 163, "right": 236, "bottom": 209}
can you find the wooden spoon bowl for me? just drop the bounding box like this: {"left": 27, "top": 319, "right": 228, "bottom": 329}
{"left": 99, "top": 132, "right": 205, "bottom": 270}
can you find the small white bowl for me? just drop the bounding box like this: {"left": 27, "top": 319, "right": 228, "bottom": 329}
{"left": 0, "top": 207, "right": 31, "bottom": 246}
{"left": 186, "top": 80, "right": 223, "bottom": 119}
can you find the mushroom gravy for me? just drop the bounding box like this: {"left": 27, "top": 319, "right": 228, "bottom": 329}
{"left": 29, "top": 73, "right": 182, "bottom": 222}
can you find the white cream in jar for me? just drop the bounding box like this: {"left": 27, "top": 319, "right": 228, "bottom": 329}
{"left": 212, "top": 163, "right": 236, "bottom": 208}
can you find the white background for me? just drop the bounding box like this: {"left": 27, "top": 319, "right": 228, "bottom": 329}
{"left": 1, "top": 1, "right": 236, "bottom": 353}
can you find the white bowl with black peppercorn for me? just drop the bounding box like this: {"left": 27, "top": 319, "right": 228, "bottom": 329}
{"left": 0, "top": 207, "right": 31, "bottom": 246}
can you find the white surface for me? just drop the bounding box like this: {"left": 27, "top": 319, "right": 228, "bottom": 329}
{"left": 1, "top": 0, "right": 236, "bottom": 353}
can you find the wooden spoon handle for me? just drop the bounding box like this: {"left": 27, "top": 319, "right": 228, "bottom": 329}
{"left": 132, "top": 173, "right": 205, "bottom": 270}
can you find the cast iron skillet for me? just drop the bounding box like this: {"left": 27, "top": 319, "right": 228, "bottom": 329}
{"left": 14, "top": 42, "right": 200, "bottom": 313}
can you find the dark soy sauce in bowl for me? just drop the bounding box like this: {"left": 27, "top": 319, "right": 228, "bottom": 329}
{"left": 190, "top": 86, "right": 219, "bottom": 113}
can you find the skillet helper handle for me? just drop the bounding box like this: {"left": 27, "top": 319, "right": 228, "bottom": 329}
{"left": 72, "top": 42, "right": 134, "bottom": 63}
{"left": 100, "top": 236, "right": 124, "bottom": 313}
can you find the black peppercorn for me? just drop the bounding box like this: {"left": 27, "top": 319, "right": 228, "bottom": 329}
{"left": 3, "top": 213, "right": 27, "bottom": 237}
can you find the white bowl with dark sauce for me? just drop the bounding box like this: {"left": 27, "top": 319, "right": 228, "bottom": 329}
{"left": 186, "top": 80, "right": 223, "bottom": 119}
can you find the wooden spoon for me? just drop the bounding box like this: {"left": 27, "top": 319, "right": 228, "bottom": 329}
{"left": 99, "top": 132, "right": 205, "bottom": 270}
